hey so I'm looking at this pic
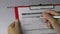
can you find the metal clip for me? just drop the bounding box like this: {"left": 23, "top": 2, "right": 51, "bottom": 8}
{"left": 29, "top": 4, "right": 54, "bottom": 10}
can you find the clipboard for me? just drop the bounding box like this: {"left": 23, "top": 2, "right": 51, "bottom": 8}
{"left": 14, "top": 4, "right": 60, "bottom": 34}
{"left": 14, "top": 4, "right": 60, "bottom": 19}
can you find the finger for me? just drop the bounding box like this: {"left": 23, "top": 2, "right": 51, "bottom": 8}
{"left": 44, "top": 18, "right": 48, "bottom": 23}
{"left": 46, "top": 21, "right": 51, "bottom": 28}
{"left": 43, "top": 18, "right": 53, "bottom": 29}
{"left": 8, "top": 22, "right": 15, "bottom": 29}
{"left": 45, "top": 10, "right": 60, "bottom": 16}
{"left": 41, "top": 14, "right": 48, "bottom": 23}
{"left": 46, "top": 21, "right": 53, "bottom": 29}
{"left": 15, "top": 19, "right": 20, "bottom": 28}
{"left": 43, "top": 12, "right": 56, "bottom": 23}
{"left": 44, "top": 19, "right": 51, "bottom": 28}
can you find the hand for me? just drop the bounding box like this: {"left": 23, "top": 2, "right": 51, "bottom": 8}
{"left": 8, "top": 19, "right": 23, "bottom": 34}
{"left": 43, "top": 10, "right": 60, "bottom": 34}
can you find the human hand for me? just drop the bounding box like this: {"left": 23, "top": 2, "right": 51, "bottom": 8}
{"left": 43, "top": 10, "right": 60, "bottom": 34}
{"left": 8, "top": 19, "right": 22, "bottom": 34}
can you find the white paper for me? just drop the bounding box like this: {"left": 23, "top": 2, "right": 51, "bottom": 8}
{"left": 17, "top": 6, "right": 60, "bottom": 34}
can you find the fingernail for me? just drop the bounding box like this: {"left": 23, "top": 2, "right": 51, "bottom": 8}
{"left": 15, "top": 19, "right": 19, "bottom": 22}
{"left": 40, "top": 14, "right": 43, "bottom": 17}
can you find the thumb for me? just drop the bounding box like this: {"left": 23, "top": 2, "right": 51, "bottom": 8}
{"left": 15, "top": 19, "right": 21, "bottom": 28}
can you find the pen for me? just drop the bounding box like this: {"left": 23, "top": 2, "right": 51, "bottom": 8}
{"left": 53, "top": 16, "right": 60, "bottom": 18}
{"left": 40, "top": 16, "right": 60, "bottom": 18}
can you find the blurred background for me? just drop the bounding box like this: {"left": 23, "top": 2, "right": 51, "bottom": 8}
{"left": 0, "top": 0, "right": 60, "bottom": 34}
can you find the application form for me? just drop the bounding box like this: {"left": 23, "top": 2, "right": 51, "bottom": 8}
{"left": 15, "top": 5, "right": 60, "bottom": 34}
